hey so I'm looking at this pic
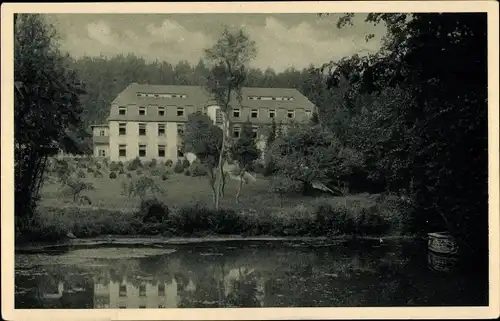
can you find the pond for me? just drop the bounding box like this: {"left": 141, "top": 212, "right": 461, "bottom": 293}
{"left": 15, "top": 239, "right": 488, "bottom": 308}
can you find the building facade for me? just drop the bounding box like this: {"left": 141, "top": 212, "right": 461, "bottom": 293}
{"left": 92, "top": 83, "right": 316, "bottom": 162}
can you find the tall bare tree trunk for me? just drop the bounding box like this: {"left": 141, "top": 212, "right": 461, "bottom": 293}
{"left": 215, "top": 113, "right": 228, "bottom": 210}
{"left": 235, "top": 171, "right": 244, "bottom": 204}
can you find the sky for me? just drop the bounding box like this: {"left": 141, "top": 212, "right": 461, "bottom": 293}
{"left": 46, "top": 13, "right": 387, "bottom": 72}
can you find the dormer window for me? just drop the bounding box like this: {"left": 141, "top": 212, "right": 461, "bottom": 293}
{"left": 118, "top": 106, "right": 127, "bottom": 115}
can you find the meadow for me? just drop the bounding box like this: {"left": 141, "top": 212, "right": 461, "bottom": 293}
{"left": 20, "top": 156, "right": 414, "bottom": 243}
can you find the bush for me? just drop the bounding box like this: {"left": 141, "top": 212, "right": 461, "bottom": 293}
{"left": 127, "top": 157, "right": 142, "bottom": 171}
{"left": 119, "top": 168, "right": 125, "bottom": 174}
{"left": 136, "top": 170, "right": 143, "bottom": 176}
{"left": 86, "top": 167, "right": 95, "bottom": 173}
{"left": 171, "top": 205, "right": 242, "bottom": 235}
{"left": 182, "top": 158, "right": 190, "bottom": 169}
{"left": 165, "top": 159, "right": 173, "bottom": 167}
{"left": 184, "top": 170, "right": 191, "bottom": 176}
{"left": 95, "top": 162, "right": 102, "bottom": 170}
{"left": 173, "top": 160, "right": 184, "bottom": 173}
{"left": 77, "top": 170, "right": 86, "bottom": 179}
{"left": 314, "top": 203, "right": 356, "bottom": 235}
{"left": 150, "top": 168, "right": 163, "bottom": 176}
{"left": 109, "top": 172, "right": 117, "bottom": 179}
{"left": 189, "top": 160, "right": 207, "bottom": 177}
{"left": 126, "top": 173, "right": 132, "bottom": 178}
{"left": 148, "top": 159, "right": 157, "bottom": 168}
{"left": 161, "top": 173, "right": 169, "bottom": 181}
{"left": 109, "top": 161, "right": 120, "bottom": 172}
{"left": 94, "top": 170, "right": 103, "bottom": 178}
{"left": 137, "top": 198, "right": 170, "bottom": 223}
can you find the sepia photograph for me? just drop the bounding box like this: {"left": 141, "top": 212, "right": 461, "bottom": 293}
{"left": 1, "top": 1, "right": 499, "bottom": 320}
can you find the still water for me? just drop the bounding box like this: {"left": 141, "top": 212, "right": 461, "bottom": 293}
{"left": 15, "top": 240, "right": 488, "bottom": 308}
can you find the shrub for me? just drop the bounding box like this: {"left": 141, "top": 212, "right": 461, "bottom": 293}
{"left": 95, "top": 162, "right": 102, "bottom": 170}
{"left": 136, "top": 170, "right": 143, "bottom": 176}
{"left": 109, "top": 161, "right": 120, "bottom": 172}
{"left": 148, "top": 158, "right": 157, "bottom": 168}
{"left": 314, "top": 202, "right": 356, "bottom": 235}
{"left": 119, "top": 168, "right": 125, "bottom": 174}
{"left": 86, "top": 167, "right": 94, "bottom": 173}
{"left": 165, "top": 159, "right": 173, "bottom": 167}
{"left": 94, "top": 170, "right": 103, "bottom": 178}
{"left": 77, "top": 170, "right": 86, "bottom": 179}
{"left": 182, "top": 158, "right": 190, "bottom": 169}
{"left": 109, "top": 172, "right": 117, "bottom": 179}
{"left": 126, "top": 173, "right": 132, "bottom": 178}
{"left": 189, "top": 160, "right": 207, "bottom": 177}
{"left": 127, "top": 157, "right": 142, "bottom": 171}
{"left": 173, "top": 160, "right": 184, "bottom": 173}
{"left": 171, "top": 205, "right": 241, "bottom": 235}
{"left": 151, "top": 168, "right": 163, "bottom": 176}
{"left": 161, "top": 173, "right": 169, "bottom": 181}
{"left": 184, "top": 170, "right": 191, "bottom": 176}
{"left": 137, "top": 198, "right": 170, "bottom": 223}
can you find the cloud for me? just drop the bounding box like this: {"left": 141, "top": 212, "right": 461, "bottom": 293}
{"left": 246, "top": 16, "right": 382, "bottom": 70}
{"left": 86, "top": 20, "right": 116, "bottom": 46}
{"left": 55, "top": 14, "right": 384, "bottom": 72}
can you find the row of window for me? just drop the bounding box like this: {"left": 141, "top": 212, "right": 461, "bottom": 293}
{"left": 118, "top": 283, "right": 166, "bottom": 298}
{"left": 118, "top": 105, "right": 311, "bottom": 119}
{"left": 116, "top": 122, "right": 264, "bottom": 139}
{"left": 248, "top": 96, "right": 294, "bottom": 101}
{"left": 136, "top": 92, "right": 187, "bottom": 99}
{"left": 134, "top": 92, "right": 294, "bottom": 101}
{"left": 117, "top": 123, "right": 183, "bottom": 136}
{"left": 119, "top": 106, "right": 185, "bottom": 117}
{"left": 117, "top": 144, "right": 184, "bottom": 158}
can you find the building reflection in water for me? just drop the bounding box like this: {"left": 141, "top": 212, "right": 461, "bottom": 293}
{"left": 94, "top": 276, "right": 179, "bottom": 308}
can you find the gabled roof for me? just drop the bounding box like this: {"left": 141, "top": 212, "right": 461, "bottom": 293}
{"left": 111, "top": 83, "right": 316, "bottom": 110}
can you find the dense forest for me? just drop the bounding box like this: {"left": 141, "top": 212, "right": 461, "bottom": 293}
{"left": 69, "top": 55, "right": 332, "bottom": 152}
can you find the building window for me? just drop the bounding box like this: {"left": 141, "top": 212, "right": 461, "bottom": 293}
{"left": 99, "top": 129, "right": 105, "bottom": 136}
{"left": 158, "top": 124, "right": 166, "bottom": 136}
{"left": 177, "top": 123, "right": 184, "bottom": 136}
{"left": 139, "top": 106, "right": 146, "bottom": 115}
{"left": 252, "top": 125, "right": 259, "bottom": 139}
{"left": 158, "top": 145, "right": 165, "bottom": 158}
{"left": 119, "top": 144, "right": 126, "bottom": 157}
{"left": 158, "top": 106, "right": 165, "bottom": 116}
{"left": 233, "top": 108, "right": 240, "bottom": 118}
{"left": 305, "top": 110, "right": 312, "bottom": 117}
{"left": 139, "top": 144, "right": 147, "bottom": 157}
{"left": 251, "top": 109, "right": 258, "bottom": 118}
{"left": 177, "top": 149, "right": 184, "bottom": 158}
{"left": 269, "top": 109, "right": 276, "bottom": 118}
{"left": 233, "top": 125, "right": 241, "bottom": 138}
{"left": 119, "top": 106, "right": 127, "bottom": 115}
{"left": 139, "top": 123, "right": 147, "bottom": 136}
{"left": 139, "top": 284, "right": 146, "bottom": 297}
{"left": 287, "top": 110, "right": 295, "bottom": 119}
{"left": 177, "top": 107, "right": 184, "bottom": 116}
{"left": 119, "top": 123, "right": 126, "bottom": 135}
{"left": 98, "top": 149, "right": 106, "bottom": 157}
{"left": 119, "top": 284, "right": 127, "bottom": 297}
{"left": 158, "top": 283, "right": 165, "bottom": 297}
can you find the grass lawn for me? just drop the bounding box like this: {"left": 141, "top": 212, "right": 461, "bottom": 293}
{"left": 39, "top": 167, "right": 376, "bottom": 215}
{"left": 20, "top": 159, "right": 409, "bottom": 243}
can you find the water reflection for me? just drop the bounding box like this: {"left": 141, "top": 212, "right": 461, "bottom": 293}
{"left": 15, "top": 241, "right": 488, "bottom": 308}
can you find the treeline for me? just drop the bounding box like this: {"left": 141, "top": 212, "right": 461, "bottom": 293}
{"left": 69, "top": 55, "right": 332, "bottom": 148}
